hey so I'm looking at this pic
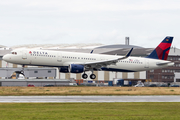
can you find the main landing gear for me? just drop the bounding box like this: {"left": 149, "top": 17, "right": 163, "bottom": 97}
{"left": 90, "top": 74, "right": 96, "bottom": 79}
{"left": 82, "top": 73, "right": 88, "bottom": 79}
{"left": 82, "top": 72, "right": 96, "bottom": 79}
{"left": 15, "top": 65, "right": 25, "bottom": 76}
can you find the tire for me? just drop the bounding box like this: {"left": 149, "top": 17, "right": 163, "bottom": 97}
{"left": 82, "top": 73, "right": 88, "bottom": 79}
{"left": 90, "top": 74, "right": 96, "bottom": 79}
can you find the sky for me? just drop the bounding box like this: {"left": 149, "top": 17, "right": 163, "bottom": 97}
{"left": 0, "top": 0, "right": 180, "bottom": 48}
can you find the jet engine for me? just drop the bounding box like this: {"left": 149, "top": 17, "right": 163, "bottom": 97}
{"left": 69, "top": 64, "right": 84, "bottom": 73}
{"left": 59, "top": 67, "right": 69, "bottom": 73}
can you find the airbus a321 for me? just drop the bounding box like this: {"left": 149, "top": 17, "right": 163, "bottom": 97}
{"left": 3, "top": 36, "right": 174, "bottom": 79}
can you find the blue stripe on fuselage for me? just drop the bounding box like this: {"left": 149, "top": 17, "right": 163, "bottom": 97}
{"left": 19, "top": 64, "right": 136, "bottom": 73}
{"left": 101, "top": 67, "right": 136, "bottom": 72}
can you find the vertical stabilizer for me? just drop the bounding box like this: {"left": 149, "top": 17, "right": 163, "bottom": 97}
{"left": 147, "top": 36, "right": 173, "bottom": 60}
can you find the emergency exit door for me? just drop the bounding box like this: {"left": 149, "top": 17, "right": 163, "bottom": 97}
{"left": 144, "top": 59, "right": 149, "bottom": 68}
{"left": 22, "top": 51, "right": 27, "bottom": 59}
{"left": 57, "top": 52, "right": 62, "bottom": 62}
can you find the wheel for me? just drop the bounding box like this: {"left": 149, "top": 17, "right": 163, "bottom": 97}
{"left": 20, "top": 70, "right": 25, "bottom": 76}
{"left": 90, "top": 74, "right": 96, "bottom": 79}
{"left": 15, "top": 70, "right": 25, "bottom": 77}
{"left": 82, "top": 73, "right": 88, "bottom": 79}
{"left": 21, "top": 70, "right": 24, "bottom": 73}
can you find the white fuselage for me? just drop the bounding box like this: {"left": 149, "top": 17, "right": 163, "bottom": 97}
{"left": 3, "top": 49, "right": 174, "bottom": 72}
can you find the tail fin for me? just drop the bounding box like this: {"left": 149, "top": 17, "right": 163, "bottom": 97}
{"left": 147, "top": 36, "right": 173, "bottom": 60}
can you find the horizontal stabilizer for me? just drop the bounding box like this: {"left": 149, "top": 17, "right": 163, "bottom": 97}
{"left": 156, "top": 61, "right": 174, "bottom": 66}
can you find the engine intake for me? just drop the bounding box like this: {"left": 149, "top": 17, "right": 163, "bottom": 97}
{"left": 59, "top": 67, "right": 69, "bottom": 73}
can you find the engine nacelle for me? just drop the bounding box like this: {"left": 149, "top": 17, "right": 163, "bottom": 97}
{"left": 59, "top": 67, "right": 69, "bottom": 73}
{"left": 69, "top": 64, "right": 84, "bottom": 73}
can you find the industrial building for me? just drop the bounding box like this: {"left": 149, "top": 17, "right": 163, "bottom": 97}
{"left": 0, "top": 38, "right": 180, "bottom": 83}
{"left": 0, "top": 68, "right": 56, "bottom": 79}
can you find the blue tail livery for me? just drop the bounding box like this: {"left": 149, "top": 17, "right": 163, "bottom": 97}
{"left": 147, "top": 36, "right": 173, "bottom": 60}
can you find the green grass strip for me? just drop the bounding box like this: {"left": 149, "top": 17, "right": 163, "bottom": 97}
{"left": 0, "top": 102, "right": 180, "bottom": 120}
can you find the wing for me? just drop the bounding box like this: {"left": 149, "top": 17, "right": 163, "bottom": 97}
{"left": 80, "top": 48, "right": 133, "bottom": 70}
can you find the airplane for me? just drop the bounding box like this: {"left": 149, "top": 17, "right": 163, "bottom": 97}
{"left": 2, "top": 36, "right": 174, "bottom": 79}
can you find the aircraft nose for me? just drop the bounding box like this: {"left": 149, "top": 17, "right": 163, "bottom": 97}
{"left": 2, "top": 54, "right": 10, "bottom": 62}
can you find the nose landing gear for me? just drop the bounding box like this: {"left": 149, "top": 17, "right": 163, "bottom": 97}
{"left": 15, "top": 65, "right": 25, "bottom": 76}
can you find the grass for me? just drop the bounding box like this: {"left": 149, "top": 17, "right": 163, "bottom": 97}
{"left": 0, "top": 103, "right": 180, "bottom": 120}
{"left": 0, "top": 87, "right": 180, "bottom": 95}
{"left": 0, "top": 87, "right": 180, "bottom": 120}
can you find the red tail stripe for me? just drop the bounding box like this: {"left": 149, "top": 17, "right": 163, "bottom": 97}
{"left": 158, "top": 43, "right": 171, "bottom": 50}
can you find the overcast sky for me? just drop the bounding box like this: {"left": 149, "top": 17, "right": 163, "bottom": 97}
{"left": 0, "top": 0, "right": 180, "bottom": 48}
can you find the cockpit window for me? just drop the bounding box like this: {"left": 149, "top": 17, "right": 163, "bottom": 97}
{"left": 12, "top": 52, "right": 17, "bottom": 55}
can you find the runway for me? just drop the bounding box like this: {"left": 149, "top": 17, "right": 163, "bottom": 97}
{"left": 0, "top": 96, "right": 180, "bottom": 103}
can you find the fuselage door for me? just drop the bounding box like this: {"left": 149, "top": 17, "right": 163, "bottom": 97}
{"left": 144, "top": 59, "right": 149, "bottom": 68}
{"left": 57, "top": 52, "right": 62, "bottom": 62}
{"left": 22, "top": 51, "right": 27, "bottom": 59}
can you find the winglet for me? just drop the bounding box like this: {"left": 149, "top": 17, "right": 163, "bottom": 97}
{"left": 125, "top": 48, "right": 133, "bottom": 57}
{"left": 90, "top": 50, "right": 94, "bottom": 54}
{"left": 118, "top": 48, "right": 133, "bottom": 60}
